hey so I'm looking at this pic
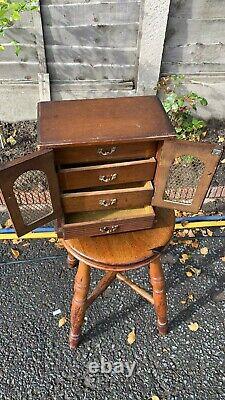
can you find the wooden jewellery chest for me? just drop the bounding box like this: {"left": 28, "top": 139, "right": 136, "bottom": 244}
{"left": 0, "top": 96, "right": 222, "bottom": 239}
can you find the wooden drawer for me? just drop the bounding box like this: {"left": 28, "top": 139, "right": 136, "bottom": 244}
{"left": 58, "top": 158, "right": 156, "bottom": 191}
{"left": 62, "top": 181, "right": 153, "bottom": 213}
{"left": 58, "top": 206, "right": 155, "bottom": 238}
{"left": 54, "top": 141, "right": 157, "bottom": 165}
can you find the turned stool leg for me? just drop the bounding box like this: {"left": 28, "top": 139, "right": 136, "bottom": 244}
{"left": 67, "top": 252, "right": 77, "bottom": 269}
{"left": 149, "top": 258, "right": 168, "bottom": 335}
{"left": 69, "top": 261, "right": 90, "bottom": 349}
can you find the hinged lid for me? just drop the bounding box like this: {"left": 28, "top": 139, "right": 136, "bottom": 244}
{"left": 38, "top": 96, "right": 175, "bottom": 148}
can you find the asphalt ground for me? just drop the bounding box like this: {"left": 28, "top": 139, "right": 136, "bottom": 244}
{"left": 0, "top": 228, "right": 224, "bottom": 400}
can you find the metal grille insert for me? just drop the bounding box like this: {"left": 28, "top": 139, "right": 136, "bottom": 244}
{"left": 13, "top": 170, "right": 53, "bottom": 225}
{"left": 163, "top": 155, "right": 205, "bottom": 205}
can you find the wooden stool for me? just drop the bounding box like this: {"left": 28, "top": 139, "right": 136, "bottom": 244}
{"left": 63, "top": 207, "right": 175, "bottom": 349}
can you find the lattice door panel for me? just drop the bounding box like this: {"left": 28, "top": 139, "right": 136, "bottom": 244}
{"left": 0, "top": 150, "right": 62, "bottom": 237}
{"left": 152, "top": 141, "right": 222, "bottom": 213}
{"left": 13, "top": 170, "right": 53, "bottom": 226}
{"left": 163, "top": 155, "right": 205, "bottom": 205}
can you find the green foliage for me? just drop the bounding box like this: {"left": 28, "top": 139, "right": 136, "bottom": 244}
{"left": 0, "top": 0, "right": 38, "bottom": 55}
{"left": 158, "top": 75, "right": 208, "bottom": 141}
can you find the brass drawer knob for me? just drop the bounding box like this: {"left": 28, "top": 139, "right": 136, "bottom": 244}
{"left": 99, "top": 198, "right": 117, "bottom": 207}
{"left": 99, "top": 225, "right": 119, "bottom": 234}
{"left": 99, "top": 173, "right": 117, "bottom": 183}
{"left": 97, "top": 147, "right": 117, "bottom": 156}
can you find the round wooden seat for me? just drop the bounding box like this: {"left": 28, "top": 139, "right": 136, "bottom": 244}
{"left": 63, "top": 207, "right": 175, "bottom": 349}
{"left": 63, "top": 207, "right": 175, "bottom": 271}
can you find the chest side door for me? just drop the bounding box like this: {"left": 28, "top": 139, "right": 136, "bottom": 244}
{"left": 0, "top": 149, "right": 62, "bottom": 237}
{"left": 152, "top": 140, "right": 222, "bottom": 213}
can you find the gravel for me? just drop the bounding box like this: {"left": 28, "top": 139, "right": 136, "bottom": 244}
{"left": 0, "top": 230, "right": 224, "bottom": 400}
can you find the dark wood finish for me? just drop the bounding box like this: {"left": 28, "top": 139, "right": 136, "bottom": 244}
{"left": 54, "top": 141, "right": 158, "bottom": 165}
{"left": 149, "top": 259, "right": 168, "bottom": 335}
{"left": 64, "top": 207, "right": 174, "bottom": 348}
{"left": 58, "top": 158, "right": 156, "bottom": 191}
{"left": 62, "top": 181, "right": 153, "bottom": 213}
{"left": 38, "top": 96, "right": 175, "bottom": 148}
{"left": 87, "top": 271, "right": 116, "bottom": 307}
{"left": 0, "top": 150, "right": 62, "bottom": 237}
{"left": 152, "top": 140, "right": 222, "bottom": 212}
{"left": 61, "top": 206, "right": 155, "bottom": 238}
{"left": 62, "top": 208, "right": 175, "bottom": 270}
{"left": 69, "top": 261, "right": 90, "bottom": 349}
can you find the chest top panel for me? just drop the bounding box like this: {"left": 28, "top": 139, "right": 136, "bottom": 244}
{"left": 38, "top": 96, "right": 175, "bottom": 148}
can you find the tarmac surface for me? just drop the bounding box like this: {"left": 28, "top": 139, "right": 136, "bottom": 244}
{"left": 0, "top": 229, "right": 224, "bottom": 400}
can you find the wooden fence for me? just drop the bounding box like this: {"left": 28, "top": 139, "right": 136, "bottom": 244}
{"left": 0, "top": 0, "right": 225, "bottom": 120}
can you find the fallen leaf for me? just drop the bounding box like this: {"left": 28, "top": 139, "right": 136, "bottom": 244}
{"left": 218, "top": 136, "right": 224, "bottom": 143}
{"left": 180, "top": 293, "right": 194, "bottom": 305}
{"left": 191, "top": 240, "right": 199, "bottom": 249}
{"left": 206, "top": 229, "right": 213, "bottom": 237}
{"left": 200, "top": 247, "right": 208, "bottom": 255}
{"left": 12, "top": 238, "right": 22, "bottom": 244}
{"left": 186, "top": 271, "right": 193, "bottom": 278}
{"left": 6, "top": 136, "right": 17, "bottom": 146}
{"left": 188, "top": 322, "right": 199, "bottom": 332}
{"left": 188, "top": 230, "right": 195, "bottom": 238}
{"left": 175, "top": 210, "right": 182, "bottom": 217}
{"left": 151, "top": 396, "right": 160, "bottom": 400}
{"left": 4, "top": 218, "right": 13, "bottom": 228}
{"left": 176, "top": 230, "right": 186, "bottom": 238}
{"left": 49, "top": 238, "right": 56, "bottom": 243}
{"left": 162, "top": 347, "right": 170, "bottom": 353}
{"left": 55, "top": 239, "right": 64, "bottom": 249}
{"left": 11, "top": 248, "right": 20, "bottom": 258}
{"left": 190, "top": 267, "right": 202, "bottom": 277}
{"left": 22, "top": 242, "right": 30, "bottom": 247}
{"left": 58, "top": 316, "right": 67, "bottom": 328}
{"left": 179, "top": 253, "right": 189, "bottom": 264}
{"left": 127, "top": 328, "right": 136, "bottom": 345}
{"left": 221, "top": 256, "right": 225, "bottom": 262}
{"left": 221, "top": 159, "right": 225, "bottom": 164}
{"left": 183, "top": 240, "right": 192, "bottom": 246}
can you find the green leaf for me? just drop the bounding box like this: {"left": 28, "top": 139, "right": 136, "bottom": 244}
{"left": 0, "top": 44, "right": 4, "bottom": 51}
{"left": 200, "top": 98, "right": 208, "bottom": 106}
{"left": 11, "top": 10, "right": 20, "bottom": 20}
{"left": 11, "top": 40, "right": 21, "bottom": 56}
